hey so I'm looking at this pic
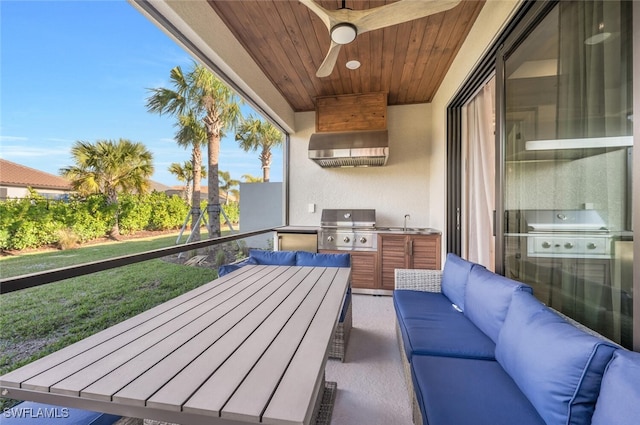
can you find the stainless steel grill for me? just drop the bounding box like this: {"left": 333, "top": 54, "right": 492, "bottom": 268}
{"left": 318, "top": 209, "right": 377, "bottom": 251}
{"left": 523, "top": 210, "right": 613, "bottom": 259}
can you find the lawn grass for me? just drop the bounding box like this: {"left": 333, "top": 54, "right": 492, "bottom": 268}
{"left": 0, "top": 230, "right": 223, "bottom": 279}
{"left": 0, "top": 232, "right": 222, "bottom": 409}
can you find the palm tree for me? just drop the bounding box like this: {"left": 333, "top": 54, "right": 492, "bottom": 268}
{"left": 189, "top": 64, "right": 242, "bottom": 238}
{"left": 218, "top": 170, "right": 239, "bottom": 204}
{"left": 60, "top": 139, "right": 154, "bottom": 238}
{"left": 235, "top": 115, "right": 283, "bottom": 182}
{"left": 147, "top": 62, "right": 242, "bottom": 239}
{"left": 168, "top": 160, "right": 207, "bottom": 204}
{"left": 147, "top": 67, "right": 207, "bottom": 241}
{"left": 242, "top": 174, "right": 263, "bottom": 183}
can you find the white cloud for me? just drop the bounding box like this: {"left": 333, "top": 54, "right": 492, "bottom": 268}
{"left": 0, "top": 135, "right": 29, "bottom": 142}
{"left": 0, "top": 144, "right": 68, "bottom": 158}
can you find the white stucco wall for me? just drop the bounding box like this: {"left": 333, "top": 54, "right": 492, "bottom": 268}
{"left": 239, "top": 182, "right": 283, "bottom": 249}
{"left": 289, "top": 103, "right": 433, "bottom": 229}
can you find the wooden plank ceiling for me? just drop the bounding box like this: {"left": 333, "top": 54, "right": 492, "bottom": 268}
{"left": 208, "top": 0, "right": 484, "bottom": 112}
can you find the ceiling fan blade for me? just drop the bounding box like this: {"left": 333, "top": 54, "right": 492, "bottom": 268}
{"left": 354, "top": 0, "right": 462, "bottom": 34}
{"left": 299, "top": 0, "right": 333, "bottom": 30}
{"left": 316, "top": 41, "right": 342, "bottom": 77}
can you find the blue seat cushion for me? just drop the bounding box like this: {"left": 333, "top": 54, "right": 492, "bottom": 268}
{"left": 339, "top": 288, "right": 351, "bottom": 323}
{"left": 411, "top": 355, "right": 545, "bottom": 425}
{"left": 1, "top": 401, "right": 120, "bottom": 424}
{"left": 394, "top": 290, "right": 495, "bottom": 360}
{"left": 464, "top": 266, "right": 532, "bottom": 342}
{"left": 248, "top": 249, "right": 297, "bottom": 265}
{"left": 441, "top": 253, "right": 477, "bottom": 311}
{"left": 591, "top": 349, "right": 640, "bottom": 425}
{"left": 496, "top": 291, "right": 617, "bottom": 425}
{"left": 217, "top": 257, "right": 258, "bottom": 277}
{"left": 296, "top": 251, "right": 351, "bottom": 267}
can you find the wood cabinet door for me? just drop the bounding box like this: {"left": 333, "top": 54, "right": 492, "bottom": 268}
{"left": 379, "top": 234, "right": 408, "bottom": 290}
{"left": 350, "top": 251, "right": 378, "bottom": 289}
{"left": 409, "top": 234, "right": 442, "bottom": 270}
{"left": 319, "top": 250, "right": 378, "bottom": 289}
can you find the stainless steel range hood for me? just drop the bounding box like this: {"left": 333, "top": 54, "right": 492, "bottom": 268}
{"left": 308, "top": 130, "right": 389, "bottom": 168}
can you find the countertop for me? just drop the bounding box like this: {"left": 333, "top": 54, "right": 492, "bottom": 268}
{"left": 274, "top": 226, "right": 442, "bottom": 235}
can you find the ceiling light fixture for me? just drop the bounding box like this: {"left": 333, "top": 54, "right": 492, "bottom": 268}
{"left": 346, "top": 60, "right": 361, "bottom": 70}
{"left": 330, "top": 23, "right": 357, "bottom": 45}
{"left": 585, "top": 22, "right": 611, "bottom": 45}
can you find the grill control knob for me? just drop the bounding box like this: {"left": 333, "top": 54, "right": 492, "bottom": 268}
{"left": 587, "top": 242, "right": 597, "bottom": 250}
{"left": 360, "top": 237, "right": 367, "bottom": 244}
{"left": 327, "top": 236, "right": 334, "bottom": 242}
{"left": 564, "top": 242, "right": 574, "bottom": 249}
{"left": 542, "top": 242, "right": 551, "bottom": 249}
{"left": 343, "top": 236, "right": 351, "bottom": 243}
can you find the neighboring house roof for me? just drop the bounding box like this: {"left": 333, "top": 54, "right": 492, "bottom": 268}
{"left": 149, "top": 180, "right": 172, "bottom": 192}
{"left": 0, "top": 159, "right": 72, "bottom": 191}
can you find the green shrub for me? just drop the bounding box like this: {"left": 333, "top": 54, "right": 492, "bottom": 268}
{"left": 147, "top": 192, "right": 190, "bottom": 230}
{"left": 222, "top": 201, "right": 239, "bottom": 225}
{"left": 118, "top": 194, "right": 152, "bottom": 235}
{"left": 0, "top": 190, "right": 190, "bottom": 250}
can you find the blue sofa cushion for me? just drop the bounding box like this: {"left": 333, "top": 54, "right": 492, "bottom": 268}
{"left": 464, "top": 266, "right": 532, "bottom": 342}
{"left": 249, "top": 249, "right": 297, "bottom": 265}
{"left": 591, "top": 350, "right": 640, "bottom": 425}
{"left": 296, "top": 251, "right": 351, "bottom": 267}
{"left": 217, "top": 257, "right": 258, "bottom": 277}
{"left": 411, "top": 355, "right": 545, "bottom": 425}
{"left": 339, "top": 288, "right": 351, "bottom": 323}
{"left": 394, "top": 290, "right": 496, "bottom": 360}
{"left": 441, "top": 253, "right": 476, "bottom": 311}
{"left": 496, "top": 291, "right": 617, "bottom": 425}
{"left": 1, "top": 401, "right": 120, "bottom": 424}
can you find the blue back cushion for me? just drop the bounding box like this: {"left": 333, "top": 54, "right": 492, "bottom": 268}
{"left": 249, "top": 249, "right": 297, "bottom": 265}
{"left": 296, "top": 251, "right": 350, "bottom": 267}
{"left": 496, "top": 291, "right": 617, "bottom": 425}
{"left": 591, "top": 350, "right": 640, "bottom": 425}
{"left": 464, "top": 266, "right": 532, "bottom": 342}
{"left": 217, "top": 257, "right": 258, "bottom": 277}
{"left": 441, "top": 253, "right": 476, "bottom": 311}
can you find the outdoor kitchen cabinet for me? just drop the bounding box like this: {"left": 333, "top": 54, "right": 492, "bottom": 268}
{"left": 319, "top": 250, "right": 379, "bottom": 290}
{"left": 378, "top": 233, "right": 442, "bottom": 290}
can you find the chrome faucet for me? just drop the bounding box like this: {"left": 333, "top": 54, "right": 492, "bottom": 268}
{"left": 403, "top": 214, "right": 411, "bottom": 231}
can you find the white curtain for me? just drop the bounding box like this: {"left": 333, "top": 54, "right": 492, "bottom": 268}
{"left": 463, "top": 77, "right": 495, "bottom": 270}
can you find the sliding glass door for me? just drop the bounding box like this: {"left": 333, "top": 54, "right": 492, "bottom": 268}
{"left": 498, "top": 1, "right": 634, "bottom": 347}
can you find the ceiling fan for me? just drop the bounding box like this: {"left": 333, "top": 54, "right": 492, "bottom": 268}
{"left": 300, "top": 0, "right": 462, "bottom": 77}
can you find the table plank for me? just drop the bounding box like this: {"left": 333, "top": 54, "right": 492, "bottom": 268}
{"left": 21, "top": 266, "right": 281, "bottom": 393}
{"left": 0, "top": 265, "right": 264, "bottom": 389}
{"left": 67, "top": 266, "right": 287, "bottom": 400}
{"left": 219, "top": 267, "right": 339, "bottom": 423}
{"left": 183, "top": 267, "right": 334, "bottom": 419}
{"left": 118, "top": 266, "right": 308, "bottom": 410}
{"left": 262, "top": 267, "right": 350, "bottom": 425}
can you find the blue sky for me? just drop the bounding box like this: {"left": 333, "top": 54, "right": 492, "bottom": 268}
{"left": 0, "top": 0, "right": 283, "bottom": 187}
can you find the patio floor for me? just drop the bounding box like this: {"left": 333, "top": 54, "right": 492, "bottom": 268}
{"left": 326, "top": 294, "right": 413, "bottom": 425}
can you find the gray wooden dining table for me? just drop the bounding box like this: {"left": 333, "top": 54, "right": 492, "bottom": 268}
{"left": 0, "top": 264, "right": 351, "bottom": 425}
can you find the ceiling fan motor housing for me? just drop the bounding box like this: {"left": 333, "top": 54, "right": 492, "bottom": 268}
{"left": 331, "top": 23, "right": 358, "bottom": 44}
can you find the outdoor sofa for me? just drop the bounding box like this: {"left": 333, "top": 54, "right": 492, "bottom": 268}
{"left": 218, "top": 249, "right": 352, "bottom": 361}
{"left": 394, "top": 253, "right": 640, "bottom": 425}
